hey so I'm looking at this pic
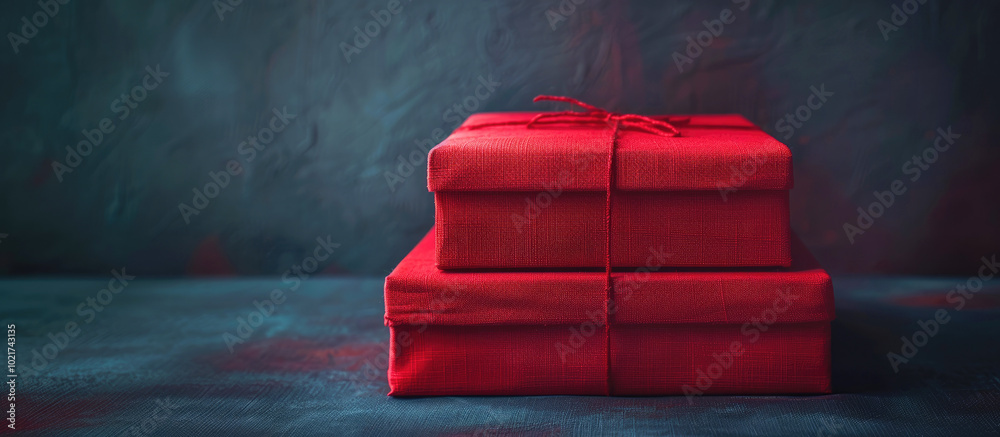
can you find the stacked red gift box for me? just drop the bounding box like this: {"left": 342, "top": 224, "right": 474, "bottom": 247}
{"left": 384, "top": 97, "right": 834, "bottom": 396}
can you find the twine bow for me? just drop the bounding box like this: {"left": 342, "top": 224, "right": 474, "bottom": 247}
{"left": 463, "top": 95, "right": 684, "bottom": 138}
{"left": 525, "top": 95, "right": 682, "bottom": 138}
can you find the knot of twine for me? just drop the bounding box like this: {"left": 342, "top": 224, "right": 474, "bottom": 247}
{"left": 525, "top": 95, "right": 682, "bottom": 138}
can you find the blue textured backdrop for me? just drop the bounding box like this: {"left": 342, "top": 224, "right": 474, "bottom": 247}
{"left": 1, "top": 0, "right": 998, "bottom": 277}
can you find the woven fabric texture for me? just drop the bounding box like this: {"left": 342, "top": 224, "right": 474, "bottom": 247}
{"left": 428, "top": 112, "right": 792, "bottom": 268}
{"left": 384, "top": 230, "right": 833, "bottom": 396}
{"left": 387, "top": 323, "right": 831, "bottom": 396}
{"left": 427, "top": 113, "right": 792, "bottom": 192}
{"left": 434, "top": 190, "right": 790, "bottom": 268}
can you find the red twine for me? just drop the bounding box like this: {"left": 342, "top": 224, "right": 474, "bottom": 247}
{"left": 526, "top": 95, "right": 682, "bottom": 138}
{"left": 468, "top": 95, "right": 682, "bottom": 394}
{"left": 534, "top": 96, "right": 683, "bottom": 395}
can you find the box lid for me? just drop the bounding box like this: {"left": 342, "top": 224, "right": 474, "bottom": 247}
{"left": 427, "top": 112, "right": 792, "bottom": 192}
{"left": 384, "top": 228, "right": 833, "bottom": 326}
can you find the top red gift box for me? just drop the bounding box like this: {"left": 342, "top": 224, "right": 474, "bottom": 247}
{"left": 428, "top": 97, "right": 793, "bottom": 269}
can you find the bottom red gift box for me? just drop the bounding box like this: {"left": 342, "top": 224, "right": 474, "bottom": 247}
{"left": 383, "top": 228, "right": 834, "bottom": 396}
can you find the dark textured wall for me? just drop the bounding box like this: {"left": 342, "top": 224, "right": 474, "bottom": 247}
{"left": 1, "top": 0, "right": 998, "bottom": 277}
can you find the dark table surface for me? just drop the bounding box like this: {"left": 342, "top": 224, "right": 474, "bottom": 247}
{"left": 2, "top": 276, "right": 998, "bottom": 436}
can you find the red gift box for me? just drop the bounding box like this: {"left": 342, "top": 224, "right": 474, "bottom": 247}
{"left": 428, "top": 105, "right": 793, "bottom": 269}
{"left": 384, "top": 229, "right": 834, "bottom": 396}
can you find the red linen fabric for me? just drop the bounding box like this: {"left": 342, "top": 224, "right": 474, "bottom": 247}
{"left": 428, "top": 113, "right": 792, "bottom": 192}
{"left": 384, "top": 229, "right": 833, "bottom": 396}
{"left": 388, "top": 323, "right": 831, "bottom": 396}
{"left": 435, "top": 190, "right": 790, "bottom": 268}
{"left": 428, "top": 111, "right": 792, "bottom": 268}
